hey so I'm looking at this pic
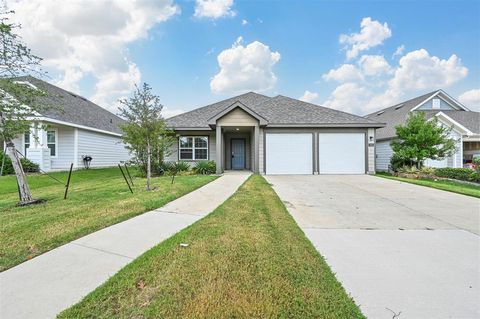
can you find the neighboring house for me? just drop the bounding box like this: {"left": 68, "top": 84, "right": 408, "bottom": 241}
{"left": 365, "top": 90, "right": 480, "bottom": 171}
{"left": 6, "top": 76, "right": 131, "bottom": 172}
{"left": 165, "top": 92, "right": 384, "bottom": 175}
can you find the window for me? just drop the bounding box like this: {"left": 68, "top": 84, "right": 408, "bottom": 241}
{"left": 47, "top": 130, "right": 57, "bottom": 157}
{"left": 24, "top": 132, "right": 30, "bottom": 156}
{"left": 179, "top": 136, "right": 208, "bottom": 160}
{"left": 432, "top": 98, "right": 440, "bottom": 109}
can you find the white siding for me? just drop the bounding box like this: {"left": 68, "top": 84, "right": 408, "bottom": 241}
{"left": 376, "top": 140, "right": 394, "bottom": 171}
{"left": 77, "top": 129, "right": 130, "bottom": 168}
{"left": 51, "top": 126, "right": 75, "bottom": 170}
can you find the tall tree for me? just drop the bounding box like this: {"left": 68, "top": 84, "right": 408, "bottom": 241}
{"left": 0, "top": 9, "right": 50, "bottom": 205}
{"left": 119, "top": 83, "right": 174, "bottom": 190}
{"left": 390, "top": 112, "right": 456, "bottom": 169}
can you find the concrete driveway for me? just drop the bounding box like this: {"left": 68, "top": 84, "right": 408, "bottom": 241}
{"left": 266, "top": 175, "right": 480, "bottom": 319}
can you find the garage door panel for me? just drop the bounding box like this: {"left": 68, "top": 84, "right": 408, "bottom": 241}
{"left": 319, "top": 133, "right": 365, "bottom": 174}
{"left": 266, "top": 133, "right": 312, "bottom": 174}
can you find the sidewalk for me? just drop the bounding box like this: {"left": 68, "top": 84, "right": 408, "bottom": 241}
{"left": 0, "top": 172, "right": 251, "bottom": 319}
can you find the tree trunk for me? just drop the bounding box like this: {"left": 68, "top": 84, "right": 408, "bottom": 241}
{"left": 5, "top": 140, "right": 35, "bottom": 204}
{"left": 146, "top": 142, "right": 151, "bottom": 191}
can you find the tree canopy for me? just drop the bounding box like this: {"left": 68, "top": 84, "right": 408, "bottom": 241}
{"left": 118, "top": 83, "right": 174, "bottom": 190}
{"left": 390, "top": 112, "right": 456, "bottom": 168}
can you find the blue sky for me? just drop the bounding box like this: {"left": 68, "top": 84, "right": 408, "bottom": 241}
{"left": 11, "top": 0, "right": 480, "bottom": 115}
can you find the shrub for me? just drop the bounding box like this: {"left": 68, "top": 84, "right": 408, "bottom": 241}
{"left": 157, "top": 161, "right": 174, "bottom": 175}
{"left": 174, "top": 161, "right": 190, "bottom": 172}
{"left": 435, "top": 167, "right": 480, "bottom": 182}
{"left": 420, "top": 166, "right": 436, "bottom": 175}
{"left": 390, "top": 154, "right": 416, "bottom": 172}
{"left": 0, "top": 150, "right": 40, "bottom": 175}
{"left": 194, "top": 160, "right": 216, "bottom": 175}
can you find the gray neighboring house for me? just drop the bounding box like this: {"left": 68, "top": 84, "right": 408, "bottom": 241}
{"left": 7, "top": 76, "right": 131, "bottom": 172}
{"left": 165, "top": 92, "right": 384, "bottom": 175}
{"left": 365, "top": 89, "right": 480, "bottom": 171}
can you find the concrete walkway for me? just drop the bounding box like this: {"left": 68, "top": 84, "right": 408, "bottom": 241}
{"left": 0, "top": 172, "right": 250, "bottom": 319}
{"left": 266, "top": 175, "right": 480, "bottom": 319}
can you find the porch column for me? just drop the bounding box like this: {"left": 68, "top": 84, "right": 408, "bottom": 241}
{"left": 254, "top": 125, "right": 259, "bottom": 173}
{"left": 27, "top": 123, "right": 51, "bottom": 171}
{"left": 216, "top": 125, "right": 222, "bottom": 174}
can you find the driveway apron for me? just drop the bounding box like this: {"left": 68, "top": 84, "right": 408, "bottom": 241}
{"left": 266, "top": 174, "right": 480, "bottom": 319}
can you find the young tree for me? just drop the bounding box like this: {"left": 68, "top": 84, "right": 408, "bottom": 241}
{"left": 119, "top": 83, "right": 174, "bottom": 190}
{"left": 390, "top": 112, "right": 456, "bottom": 169}
{"left": 0, "top": 9, "right": 50, "bottom": 205}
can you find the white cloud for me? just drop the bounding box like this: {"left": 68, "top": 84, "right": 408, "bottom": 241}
{"left": 210, "top": 37, "right": 281, "bottom": 94}
{"left": 9, "top": 0, "right": 180, "bottom": 112}
{"left": 322, "top": 49, "right": 469, "bottom": 114}
{"left": 322, "top": 64, "right": 362, "bottom": 83}
{"left": 458, "top": 89, "right": 480, "bottom": 111}
{"left": 242, "top": 19, "right": 248, "bottom": 26}
{"left": 390, "top": 49, "right": 468, "bottom": 91}
{"left": 299, "top": 90, "right": 318, "bottom": 103}
{"left": 323, "top": 83, "right": 372, "bottom": 114}
{"left": 340, "top": 17, "right": 392, "bottom": 60}
{"left": 194, "top": 0, "right": 235, "bottom": 19}
{"left": 393, "top": 44, "right": 405, "bottom": 58}
{"left": 358, "top": 55, "right": 391, "bottom": 76}
{"left": 367, "top": 49, "right": 468, "bottom": 111}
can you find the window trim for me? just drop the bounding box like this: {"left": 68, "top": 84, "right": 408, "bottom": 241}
{"left": 46, "top": 128, "right": 58, "bottom": 158}
{"left": 178, "top": 135, "right": 209, "bottom": 161}
{"left": 23, "top": 131, "right": 31, "bottom": 157}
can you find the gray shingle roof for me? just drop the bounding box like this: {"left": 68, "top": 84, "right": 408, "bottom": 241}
{"left": 365, "top": 91, "right": 439, "bottom": 140}
{"left": 166, "top": 92, "right": 383, "bottom": 128}
{"left": 423, "top": 110, "right": 480, "bottom": 133}
{"left": 15, "top": 76, "right": 125, "bottom": 134}
{"left": 166, "top": 92, "right": 271, "bottom": 128}
{"left": 365, "top": 90, "right": 479, "bottom": 139}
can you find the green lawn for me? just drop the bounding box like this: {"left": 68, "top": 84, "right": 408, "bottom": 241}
{"left": 376, "top": 173, "right": 480, "bottom": 198}
{"left": 58, "top": 175, "right": 363, "bottom": 319}
{"left": 0, "top": 168, "right": 217, "bottom": 271}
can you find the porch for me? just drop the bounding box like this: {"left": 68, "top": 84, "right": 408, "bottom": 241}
{"left": 463, "top": 140, "right": 480, "bottom": 165}
{"left": 215, "top": 125, "right": 260, "bottom": 174}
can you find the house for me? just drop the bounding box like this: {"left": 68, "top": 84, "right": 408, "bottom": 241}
{"left": 165, "top": 92, "right": 384, "bottom": 175}
{"left": 7, "top": 76, "right": 131, "bottom": 172}
{"left": 365, "top": 90, "right": 480, "bottom": 171}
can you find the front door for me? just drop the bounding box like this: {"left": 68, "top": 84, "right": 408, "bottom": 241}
{"left": 231, "top": 138, "right": 246, "bottom": 169}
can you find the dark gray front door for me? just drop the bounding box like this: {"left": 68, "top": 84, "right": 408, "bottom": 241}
{"left": 231, "top": 139, "right": 245, "bottom": 169}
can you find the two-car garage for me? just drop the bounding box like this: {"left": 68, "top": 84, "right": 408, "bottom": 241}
{"left": 265, "top": 132, "right": 367, "bottom": 175}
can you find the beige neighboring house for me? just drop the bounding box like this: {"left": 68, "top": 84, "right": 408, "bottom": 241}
{"left": 5, "top": 76, "right": 131, "bottom": 172}
{"left": 365, "top": 90, "right": 480, "bottom": 171}
{"left": 165, "top": 92, "right": 384, "bottom": 175}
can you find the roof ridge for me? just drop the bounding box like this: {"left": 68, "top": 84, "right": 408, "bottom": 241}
{"left": 19, "top": 75, "right": 122, "bottom": 119}
{"left": 365, "top": 90, "right": 440, "bottom": 117}
{"left": 165, "top": 91, "right": 271, "bottom": 120}
{"left": 266, "top": 95, "right": 383, "bottom": 124}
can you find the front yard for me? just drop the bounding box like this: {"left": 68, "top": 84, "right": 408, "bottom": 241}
{"left": 58, "top": 175, "right": 363, "bottom": 319}
{"left": 0, "top": 168, "right": 216, "bottom": 271}
{"left": 376, "top": 172, "right": 480, "bottom": 198}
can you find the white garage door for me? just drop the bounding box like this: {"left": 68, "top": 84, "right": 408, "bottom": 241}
{"left": 319, "top": 133, "right": 365, "bottom": 174}
{"left": 266, "top": 133, "right": 312, "bottom": 174}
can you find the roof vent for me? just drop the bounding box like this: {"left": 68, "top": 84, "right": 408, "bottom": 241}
{"left": 395, "top": 104, "right": 404, "bottom": 110}
{"left": 377, "top": 111, "right": 385, "bottom": 116}
{"left": 109, "top": 119, "right": 113, "bottom": 124}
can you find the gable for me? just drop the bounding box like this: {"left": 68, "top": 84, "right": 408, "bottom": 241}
{"left": 417, "top": 96, "right": 457, "bottom": 110}
{"left": 217, "top": 107, "right": 259, "bottom": 126}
